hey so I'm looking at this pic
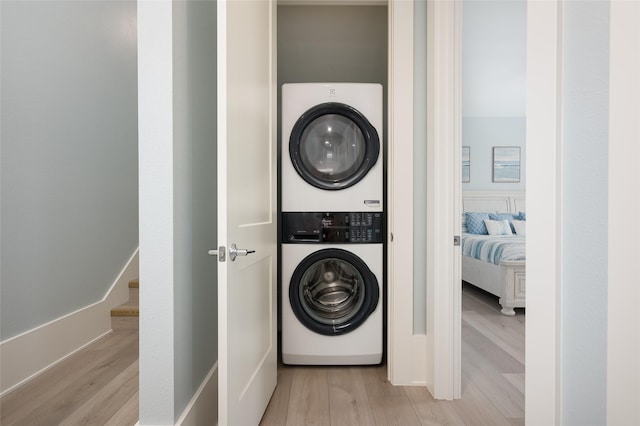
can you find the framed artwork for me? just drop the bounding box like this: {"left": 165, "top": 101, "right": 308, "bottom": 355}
{"left": 462, "top": 146, "right": 470, "bottom": 183}
{"left": 493, "top": 146, "right": 521, "bottom": 183}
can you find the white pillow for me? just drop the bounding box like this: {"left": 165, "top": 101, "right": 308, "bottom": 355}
{"left": 512, "top": 220, "right": 526, "bottom": 236}
{"left": 484, "top": 219, "right": 513, "bottom": 235}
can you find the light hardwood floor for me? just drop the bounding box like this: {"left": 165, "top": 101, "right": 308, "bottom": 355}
{"left": 0, "top": 317, "right": 139, "bottom": 426}
{"left": 1, "top": 284, "right": 523, "bottom": 426}
{"left": 260, "top": 283, "right": 525, "bottom": 426}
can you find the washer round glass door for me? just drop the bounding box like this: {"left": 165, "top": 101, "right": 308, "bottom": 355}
{"left": 289, "top": 102, "right": 380, "bottom": 190}
{"left": 289, "top": 248, "right": 379, "bottom": 336}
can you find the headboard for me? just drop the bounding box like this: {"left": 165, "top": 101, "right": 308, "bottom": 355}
{"left": 461, "top": 191, "right": 526, "bottom": 232}
{"left": 462, "top": 191, "right": 526, "bottom": 214}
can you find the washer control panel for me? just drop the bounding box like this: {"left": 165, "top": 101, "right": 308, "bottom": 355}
{"left": 282, "top": 212, "right": 384, "bottom": 243}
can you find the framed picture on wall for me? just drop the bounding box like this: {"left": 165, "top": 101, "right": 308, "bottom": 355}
{"left": 493, "top": 146, "right": 521, "bottom": 183}
{"left": 462, "top": 146, "right": 470, "bottom": 183}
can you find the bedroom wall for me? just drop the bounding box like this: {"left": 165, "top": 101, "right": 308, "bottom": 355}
{"left": 0, "top": 0, "right": 138, "bottom": 340}
{"left": 561, "top": 1, "right": 610, "bottom": 424}
{"left": 462, "top": 0, "right": 526, "bottom": 191}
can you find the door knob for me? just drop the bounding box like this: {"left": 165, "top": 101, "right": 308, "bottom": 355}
{"left": 229, "top": 243, "right": 255, "bottom": 261}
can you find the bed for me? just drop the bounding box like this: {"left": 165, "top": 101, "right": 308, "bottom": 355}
{"left": 462, "top": 191, "right": 526, "bottom": 316}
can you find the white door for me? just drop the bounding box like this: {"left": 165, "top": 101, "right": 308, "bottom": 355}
{"left": 217, "top": 0, "right": 277, "bottom": 425}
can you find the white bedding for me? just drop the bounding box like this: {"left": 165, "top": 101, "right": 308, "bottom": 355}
{"left": 461, "top": 191, "right": 527, "bottom": 315}
{"left": 461, "top": 234, "right": 526, "bottom": 265}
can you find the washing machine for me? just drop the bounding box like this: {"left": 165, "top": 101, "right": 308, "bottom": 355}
{"left": 281, "top": 83, "right": 383, "bottom": 212}
{"left": 281, "top": 212, "right": 383, "bottom": 365}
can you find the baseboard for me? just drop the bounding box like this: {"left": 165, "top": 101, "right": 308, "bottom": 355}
{"left": 0, "top": 248, "right": 139, "bottom": 396}
{"left": 105, "top": 249, "right": 140, "bottom": 311}
{"left": 176, "top": 362, "right": 219, "bottom": 426}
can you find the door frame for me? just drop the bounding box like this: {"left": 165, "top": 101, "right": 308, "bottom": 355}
{"left": 607, "top": 1, "right": 640, "bottom": 423}
{"left": 523, "top": 0, "right": 563, "bottom": 423}
{"left": 425, "top": 0, "right": 462, "bottom": 400}
{"left": 387, "top": 0, "right": 428, "bottom": 387}
{"left": 388, "top": 0, "right": 463, "bottom": 398}
{"left": 388, "top": 0, "right": 564, "bottom": 418}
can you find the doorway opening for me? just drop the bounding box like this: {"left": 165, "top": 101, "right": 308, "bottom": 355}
{"left": 459, "top": 0, "right": 527, "bottom": 422}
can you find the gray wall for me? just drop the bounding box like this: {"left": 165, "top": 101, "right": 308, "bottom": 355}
{"left": 561, "top": 1, "right": 609, "bottom": 424}
{"left": 1, "top": 0, "right": 138, "bottom": 340}
{"left": 172, "top": 0, "right": 218, "bottom": 420}
{"left": 462, "top": 0, "right": 526, "bottom": 191}
{"left": 277, "top": 5, "right": 388, "bottom": 155}
{"left": 278, "top": 6, "right": 388, "bottom": 86}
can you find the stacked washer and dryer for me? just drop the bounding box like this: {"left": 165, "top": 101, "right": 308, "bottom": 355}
{"left": 281, "top": 83, "right": 384, "bottom": 365}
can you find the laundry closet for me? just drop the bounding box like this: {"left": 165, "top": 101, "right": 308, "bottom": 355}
{"left": 277, "top": 3, "right": 389, "bottom": 365}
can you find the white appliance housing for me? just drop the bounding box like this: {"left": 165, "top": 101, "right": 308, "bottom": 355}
{"left": 281, "top": 243, "right": 383, "bottom": 365}
{"left": 281, "top": 83, "right": 383, "bottom": 212}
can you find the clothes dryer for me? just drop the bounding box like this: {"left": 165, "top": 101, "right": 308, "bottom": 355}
{"left": 281, "top": 212, "right": 383, "bottom": 365}
{"left": 281, "top": 83, "right": 383, "bottom": 212}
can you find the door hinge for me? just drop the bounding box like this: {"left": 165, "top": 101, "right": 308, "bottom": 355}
{"left": 454, "top": 235, "right": 461, "bottom": 246}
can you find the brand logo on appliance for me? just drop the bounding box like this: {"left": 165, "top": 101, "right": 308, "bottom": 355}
{"left": 328, "top": 88, "right": 336, "bottom": 97}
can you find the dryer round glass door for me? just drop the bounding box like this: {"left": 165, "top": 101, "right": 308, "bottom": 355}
{"left": 289, "top": 102, "right": 380, "bottom": 190}
{"left": 289, "top": 248, "right": 379, "bottom": 336}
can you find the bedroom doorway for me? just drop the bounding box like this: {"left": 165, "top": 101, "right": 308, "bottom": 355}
{"left": 459, "top": 0, "right": 526, "bottom": 421}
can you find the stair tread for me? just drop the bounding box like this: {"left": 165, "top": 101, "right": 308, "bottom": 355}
{"left": 111, "top": 278, "right": 140, "bottom": 318}
{"left": 111, "top": 303, "right": 139, "bottom": 316}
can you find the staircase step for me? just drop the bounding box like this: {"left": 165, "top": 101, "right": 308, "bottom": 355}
{"left": 111, "top": 278, "right": 140, "bottom": 317}
{"left": 128, "top": 284, "right": 139, "bottom": 304}
{"left": 111, "top": 303, "right": 139, "bottom": 317}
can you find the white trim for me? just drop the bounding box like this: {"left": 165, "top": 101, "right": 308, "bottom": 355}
{"left": 427, "top": 0, "right": 462, "bottom": 400}
{"left": 388, "top": 0, "right": 427, "bottom": 386}
{"left": 137, "top": 0, "right": 176, "bottom": 421}
{"left": 176, "top": 362, "right": 219, "bottom": 426}
{"left": 525, "top": 0, "right": 563, "bottom": 424}
{"left": 452, "top": 3, "right": 462, "bottom": 399}
{"left": 607, "top": 1, "right": 640, "bottom": 424}
{"left": 0, "top": 249, "right": 139, "bottom": 396}
{"left": 216, "top": 1, "right": 230, "bottom": 424}
{"left": 104, "top": 249, "right": 140, "bottom": 314}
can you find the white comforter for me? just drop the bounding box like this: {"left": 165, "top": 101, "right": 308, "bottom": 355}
{"left": 461, "top": 234, "right": 526, "bottom": 265}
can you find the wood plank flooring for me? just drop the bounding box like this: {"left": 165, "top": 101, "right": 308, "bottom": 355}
{"left": 261, "top": 283, "right": 525, "bottom": 425}
{"left": 1, "top": 284, "right": 523, "bottom": 426}
{"left": 0, "top": 317, "right": 139, "bottom": 426}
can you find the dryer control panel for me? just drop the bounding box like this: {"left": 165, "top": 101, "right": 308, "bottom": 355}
{"left": 282, "top": 212, "right": 384, "bottom": 243}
